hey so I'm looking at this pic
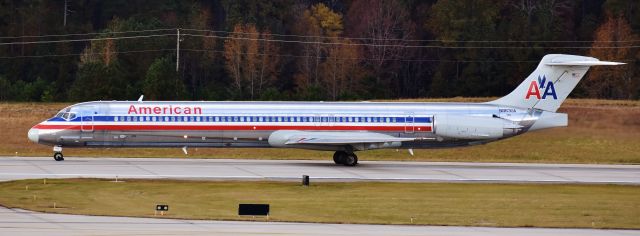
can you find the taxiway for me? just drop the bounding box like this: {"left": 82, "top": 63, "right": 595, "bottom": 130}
{"left": 0, "top": 156, "right": 638, "bottom": 184}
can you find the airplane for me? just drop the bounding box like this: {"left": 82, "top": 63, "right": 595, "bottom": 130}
{"left": 27, "top": 54, "right": 623, "bottom": 166}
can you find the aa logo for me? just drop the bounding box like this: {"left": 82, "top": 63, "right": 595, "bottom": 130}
{"left": 525, "top": 75, "right": 557, "bottom": 100}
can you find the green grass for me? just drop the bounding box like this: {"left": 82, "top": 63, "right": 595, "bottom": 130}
{"left": 0, "top": 179, "right": 639, "bottom": 229}
{"left": 2, "top": 99, "right": 639, "bottom": 164}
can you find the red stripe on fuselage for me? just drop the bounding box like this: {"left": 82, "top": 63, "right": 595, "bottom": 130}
{"left": 33, "top": 124, "right": 432, "bottom": 132}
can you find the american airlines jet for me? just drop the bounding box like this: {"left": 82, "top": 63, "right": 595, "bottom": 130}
{"left": 28, "top": 54, "right": 622, "bottom": 166}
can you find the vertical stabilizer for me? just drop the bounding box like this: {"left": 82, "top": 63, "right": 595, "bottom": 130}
{"left": 488, "top": 54, "right": 624, "bottom": 112}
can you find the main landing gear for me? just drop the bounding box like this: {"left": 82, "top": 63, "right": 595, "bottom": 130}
{"left": 333, "top": 151, "right": 358, "bottom": 166}
{"left": 53, "top": 146, "right": 64, "bottom": 161}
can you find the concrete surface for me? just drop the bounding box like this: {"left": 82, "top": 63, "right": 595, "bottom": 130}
{"left": 0, "top": 156, "right": 638, "bottom": 184}
{"left": 0, "top": 207, "right": 638, "bottom": 236}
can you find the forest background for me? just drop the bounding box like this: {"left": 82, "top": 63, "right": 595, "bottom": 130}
{"left": 0, "top": 0, "right": 638, "bottom": 102}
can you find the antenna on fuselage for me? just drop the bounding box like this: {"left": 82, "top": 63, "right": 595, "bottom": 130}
{"left": 137, "top": 95, "right": 144, "bottom": 102}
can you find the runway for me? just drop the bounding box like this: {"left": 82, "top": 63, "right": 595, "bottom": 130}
{"left": 0, "top": 156, "right": 639, "bottom": 184}
{"left": 1, "top": 157, "right": 639, "bottom": 235}
{"left": 1, "top": 206, "right": 637, "bottom": 236}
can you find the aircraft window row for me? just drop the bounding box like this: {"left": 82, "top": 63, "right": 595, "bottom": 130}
{"left": 111, "top": 116, "right": 411, "bottom": 123}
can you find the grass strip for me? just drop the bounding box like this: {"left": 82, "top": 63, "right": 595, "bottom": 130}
{"left": 0, "top": 178, "right": 638, "bottom": 229}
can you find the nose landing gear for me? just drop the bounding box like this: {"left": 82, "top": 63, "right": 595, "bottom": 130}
{"left": 333, "top": 151, "right": 358, "bottom": 166}
{"left": 53, "top": 146, "right": 64, "bottom": 161}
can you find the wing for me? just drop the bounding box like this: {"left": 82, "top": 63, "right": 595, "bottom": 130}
{"left": 268, "top": 130, "right": 420, "bottom": 146}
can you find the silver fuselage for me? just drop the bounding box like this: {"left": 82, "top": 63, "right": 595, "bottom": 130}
{"left": 28, "top": 101, "right": 565, "bottom": 151}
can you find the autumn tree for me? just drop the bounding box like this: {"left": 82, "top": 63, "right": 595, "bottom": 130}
{"left": 292, "top": 3, "right": 344, "bottom": 98}
{"left": 224, "top": 23, "right": 280, "bottom": 99}
{"left": 320, "top": 39, "right": 361, "bottom": 100}
{"left": 224, "top": 24, "right": 245, "bottom": 97}
{"left": 585, "top": 14, "right": 638, "bottom": 99}
{"left": 257, "top": 31, "right": 281, "bottom": 96}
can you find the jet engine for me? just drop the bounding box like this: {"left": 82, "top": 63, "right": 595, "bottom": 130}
{"left": 434, "top": 114, "right": 521, "bottom": 140}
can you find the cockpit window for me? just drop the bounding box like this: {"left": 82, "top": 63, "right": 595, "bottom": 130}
{"left": 54, "top": 107, "right": 72, "bottom": 119}
{"left": 59, "top": 112, "right": 76, "bottom": 121}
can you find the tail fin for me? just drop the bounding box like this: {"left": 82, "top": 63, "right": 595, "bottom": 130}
{"left": 488, "top": 54, "right": 624, "bottom": 112}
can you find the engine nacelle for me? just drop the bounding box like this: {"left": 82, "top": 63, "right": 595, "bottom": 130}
{"left": 434, "top": 114, "right": 514, "bottom": 140}
{"left": 268, "top": 130, "right": 301, "bottom": 147}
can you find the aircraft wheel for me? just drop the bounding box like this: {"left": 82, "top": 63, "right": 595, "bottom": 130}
{"left": 53, "top": 152, "right": 64, "bottom": 161}
{"left": 343, "top": 153, "right": 358, "bottom": 166}
{"left": 333, "top": 151, "right": 347, "bottom": 164}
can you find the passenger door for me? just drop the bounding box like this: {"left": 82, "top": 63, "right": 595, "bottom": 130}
{"left": 404, "top": 112, "right": 415, "bottom": 133}
{"left": 80, "top": 106, "right": 95, "bottom": 139}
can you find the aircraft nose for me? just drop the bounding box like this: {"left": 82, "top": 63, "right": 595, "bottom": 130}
{"left": 28, "top": 127, "right": 39, "bottom": 143}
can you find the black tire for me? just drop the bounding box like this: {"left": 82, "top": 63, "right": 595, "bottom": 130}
{"left": 333, "top": 151, "right": 346, "bottom": 164}
{"left": 343, "top": 153, "right": 358, "bottom": 166}
{"left": 53, "top": 153, "right": 64, "bottom": 161}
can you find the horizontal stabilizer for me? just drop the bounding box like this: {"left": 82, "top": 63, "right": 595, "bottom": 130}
{"left": 545, "top": 61, "right": 625, "bottom": 66}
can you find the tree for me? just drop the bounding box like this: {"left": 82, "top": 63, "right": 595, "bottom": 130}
{"left": 346, "top": 0, "right": 415, "bottom": 97}
{"left": 68, "top": 60, "right": 127, "bottom": 101}
{"left": 585, "top": 14, "right": 638, "bottom": 99}
{"left": 143, "top": 57, "right": 186, "bottom": 100}
{"left": 320, "top": 39, "right": 362, "bottom": 100}
{"left": 224, "top": 23, "right": 281, "bottom": 99}
{"left": 257, "top": 31, "right": 281, "bottom": 96}
{"left": 182, "top": 5, "right": 217, "bottom": 99}
{"left": 223, "top": 24, "right": 258, "bottom": 99}
{"left": 426, "top": 0, "right": 508, "bottom": 97}
{"left": 292, "top": 3, "right": 345, "bottom": 98}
